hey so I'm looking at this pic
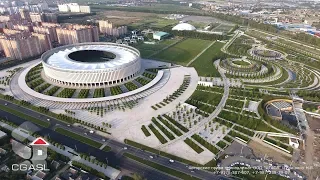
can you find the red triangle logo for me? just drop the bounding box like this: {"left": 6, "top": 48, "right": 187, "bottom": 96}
{"left": 30, "top": 137, "right": 49, "bottom": 146}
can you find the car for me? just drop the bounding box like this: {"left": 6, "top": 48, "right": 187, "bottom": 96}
{"left": 47, "top": 118, "right": 50, "bottom": 121}
{"left": 102, "top": 139, "right": 106, "bottom": 142}
{"left": 84, "top": 133, "right": 87, "bottom": 135}
{"left": 149, "top": 156, "right": 153, "bottom": 159}
{"left": 240, "top": 162, "right": 244, "bottom": 166}
{"left": 123, "top": 147, "right": 127, "bottom": 150}
{"left": 169, "top": 159, "right": 174, "bottom": 163}
{"left": 89, "top": 130, "right": 94, "bottom": 133}
{"left": 67, "top": 124, "right": 71, "bottom": 127}
{"left": 4, "top": 103, "right": 7, "bottom": 106}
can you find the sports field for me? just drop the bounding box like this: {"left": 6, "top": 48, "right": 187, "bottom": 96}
{"left": 152, "top": 38, "right": 212, "bottom": 65}
{"left": 189, "top": 42, "right": 226, "bottom": 77}
{"left": 133, "top": 39, "right": 180, "bottom": 58}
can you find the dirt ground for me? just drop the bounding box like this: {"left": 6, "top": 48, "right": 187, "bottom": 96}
{"left": 97, "top": 11, "right": 162, "bottom": 26}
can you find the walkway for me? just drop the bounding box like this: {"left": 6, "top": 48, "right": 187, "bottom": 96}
{"left": 158, "top": 64, "right": 230, "bottom": 149}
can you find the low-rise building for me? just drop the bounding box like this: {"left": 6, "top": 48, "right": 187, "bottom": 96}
{"left": 153, "top": 31, "right": 169, "bottom": 40}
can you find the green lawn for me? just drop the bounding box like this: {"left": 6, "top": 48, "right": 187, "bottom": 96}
{"left": 124, "top": 153, "right": 201, "bottom": 180}
{"left": 0, "top": 104, "right": 50, "bottom": 128}
{"left": 133, "top": 39, "right": 179, "bottom": 58}
{"left": 55, "top": 127, "right": 104, "bottom": 149}
{"left": 152, "top": 38, "right": 212, "bottom": 66}
{"left": 232, "top": 60, "right": 250, "bottom": 66}
{"left": 189, "top": 42, "right": 226, "bottom": 77}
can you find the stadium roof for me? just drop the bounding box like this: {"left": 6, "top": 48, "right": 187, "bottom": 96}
{"left": 154, "top": 31, "right": 169, "bottom": 37}
{"left": 45, "top": 44, "right": 139, "bottom": 70}
{"left": 172, "top": 23, "right": 196, "bottom": 31}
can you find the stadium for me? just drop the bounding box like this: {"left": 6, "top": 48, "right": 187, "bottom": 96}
{"left": 41, "top": 42, "right": 141, "bottom": 88}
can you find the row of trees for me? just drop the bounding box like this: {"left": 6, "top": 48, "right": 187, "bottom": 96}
{"left": 93, "top": 88, "right": 105, "bottom": 98}
{"left": 110, "top": 86, "right": 123, "bottom": 95}
{"left": 57, "top": 88, "right": 76, "bottom": 98}
{"left": 124, "top": 82, "right": 138, "bottom": 91}
{"left": 77, "top": 89, "right": 89, "bottom": 98}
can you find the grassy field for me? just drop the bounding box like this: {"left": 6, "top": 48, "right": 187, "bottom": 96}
{"left": 55, "top": 127, "right": 104, "bottom": 149}
{"left": 189, "top": 41, "right": 225, "bottom": 77}
{"left": 124, "top": 153, "right": 201, "bottom": 180}
{"left": 213, "top": 24, "right": 234, "bottom": 33}
{"left": 130, "top": 18, "right": 178, "bottom": 29}
{"left": 132, "top": 39, "right": 180, "bottom": 58}
{"left": 152, "top": 38, "right": 212, "bottom": 65}
{"left": 0, "top": 104, "right": 50, "bottom": 128}
{"left": 233, "top": 60, "right": 250, "bottom": 66}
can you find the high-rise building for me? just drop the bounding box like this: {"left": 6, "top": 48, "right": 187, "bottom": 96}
{"left": 13, "top": 24, "right": 34, "bottom": 32}
{"left": 58, "top": 4, "right": 69, "bottom": 12}
{"left": 79, "top": 6, "right": 91, "bottom": 13}
{"left": 0, "top": 36, "right": 42, "bottom": 60}
{"left": 98, "top": 20, "right": 127, "bottom": 37}
{"left": 33, "top": 26, "right": 58, "bottom": 42}
{"left": 2, "top": 29, "right": 31, "bottom": 39}
{"left": 43, "top": 13, "right": 57, "bottom": 23}
{"left": 0, "top": 14, "right": 21, "bottom": 22}
{"left": 19, "top": 8, "right": 30, "bottom": 20}
{"left": 32, "top": 32, "right": 52, "bottom": 52}
{"left": 58, "top": 3, "right": 91, "bottom": 13}
{"left": 56, "top": 24, "right": 99, "bottom": 45}
{"left": 30, "top": 13, "right": 44, "bottom": 22}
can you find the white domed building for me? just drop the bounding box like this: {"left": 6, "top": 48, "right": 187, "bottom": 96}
{"left": 172, "top": 23, "right": 196, "bottom": 31}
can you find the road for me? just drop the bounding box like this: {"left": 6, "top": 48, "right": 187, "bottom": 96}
{"left": 220, "top": 155, "right": 304, "bottom": 179}
{"left": 0, "top": 98, "right": 232, "bottom": 180}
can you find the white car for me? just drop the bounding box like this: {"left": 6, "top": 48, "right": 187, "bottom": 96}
{"left": 169, "top": 159, "right": 174, "bottom": 163}
{"left": 89, "top": 130, "right": 94, "bottom": 133}
{"left": 102, "top": 139, "right": 106, "bottom": 142}
{"left": 4, "top": 103, "right": 7, "bottom": 106}
{"left": 149, "top": 156, "right": 153, "bottom": 159}
{"left": 47, "top": 118, "right": 50, "bottom": 121}
{"left": 123, "top": 147, "right": 127, "bottom": 150}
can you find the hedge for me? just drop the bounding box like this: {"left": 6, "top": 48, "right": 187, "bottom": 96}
{"left": 184, "top": 138, "right": 204, "bottom": 154}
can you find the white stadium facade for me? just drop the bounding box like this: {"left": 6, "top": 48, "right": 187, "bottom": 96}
{"left": 41, "top": 42, "right": 141, "bottom": 88}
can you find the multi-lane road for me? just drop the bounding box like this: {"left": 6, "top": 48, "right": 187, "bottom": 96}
{"left": 0, "top": 98, "right": 232, "bottom": 180}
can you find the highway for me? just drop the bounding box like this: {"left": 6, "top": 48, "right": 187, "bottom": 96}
{"left": 0, "top": 98, "right": 231, "bottom": 180}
